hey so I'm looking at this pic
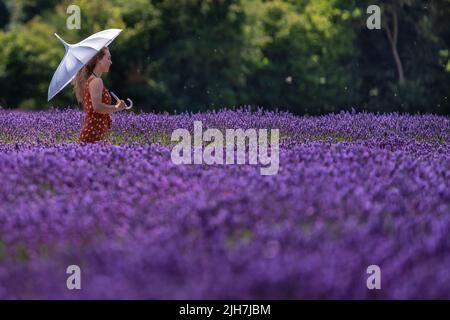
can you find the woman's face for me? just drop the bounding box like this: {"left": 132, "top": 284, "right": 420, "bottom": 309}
{"left": 97, "top": 49, "right": 112, "bottom": 72}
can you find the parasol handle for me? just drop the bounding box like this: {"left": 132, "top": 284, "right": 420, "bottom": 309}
{"left": 110, "top": 91, "right": 133, "bottom": 110}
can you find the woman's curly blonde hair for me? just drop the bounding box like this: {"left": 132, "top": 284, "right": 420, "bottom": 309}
{"left": 71, "top": 47, "right": 108, "bottom": 104}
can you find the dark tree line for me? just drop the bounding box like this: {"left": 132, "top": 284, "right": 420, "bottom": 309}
{"left": 0, "top": 0, "right": 449, "bottom": 115}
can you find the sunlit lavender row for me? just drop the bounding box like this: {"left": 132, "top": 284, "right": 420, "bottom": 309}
{"left": 0, "top": 107, "right": 448, "bottom": 145}
{"left": 0, "top": 108, "right": 449, "bottom": 299}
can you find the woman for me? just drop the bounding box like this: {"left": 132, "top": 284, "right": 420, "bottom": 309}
{"left": 72, "top": 47, "right": 126, "bottom": 144}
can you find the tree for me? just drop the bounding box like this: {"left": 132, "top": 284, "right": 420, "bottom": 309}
{"left": 0, "top": 17, "right": 64, "bottom": 109}
{"left": 0, "top": 0, "right": 448, "bottom": 114}
{"left": 0, "top": 0, "right": 10, "bottom": 29}
{"left": 148, "top": 0, "right": 248, "bottom": 112}
{"left": 383, "top": 1, "right": 405, "bottom": 84}
{"left": 242, "top": 0, "right": 359, "bottom": 114}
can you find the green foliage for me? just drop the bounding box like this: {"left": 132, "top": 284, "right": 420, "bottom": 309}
{"left": 0, "top": 0, "right": 10, "bottom": 28}
{"left": 350, "top": 0, "right": 450, "bottom": 114}
{"left": 0, "top": 17, "right": 64, "bottom": 109}
{"left": 0, "top": 0, "right": 449, "bottom": 114}
{"left": 242, "top": 0, "right": 359, "bottom": 114}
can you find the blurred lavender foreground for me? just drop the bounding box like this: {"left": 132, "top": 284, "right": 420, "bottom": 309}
{"left": 0, "top": 107, "right": 449, "bottom": 299}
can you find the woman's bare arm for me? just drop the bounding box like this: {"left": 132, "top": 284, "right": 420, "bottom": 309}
{"left": 89, "top": 78, "right": 124, "bottom": 114}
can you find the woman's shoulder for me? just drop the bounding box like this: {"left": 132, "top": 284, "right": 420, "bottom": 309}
{"left": 87, "top": 74, "right": 96, "bottom": 83}
{"left": 88, "top": 76, "right": 104, "bottom": 90}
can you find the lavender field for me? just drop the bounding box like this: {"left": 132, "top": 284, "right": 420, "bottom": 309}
{"left": 0, "top": 107, "right": 449, "bottom": 299}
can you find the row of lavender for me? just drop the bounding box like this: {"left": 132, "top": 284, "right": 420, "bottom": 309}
{"left": 0, "top": 108, "right": 449, "bottom": 298}
{"left": 0, "top": 107, "right": 448, "bottom": 144}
